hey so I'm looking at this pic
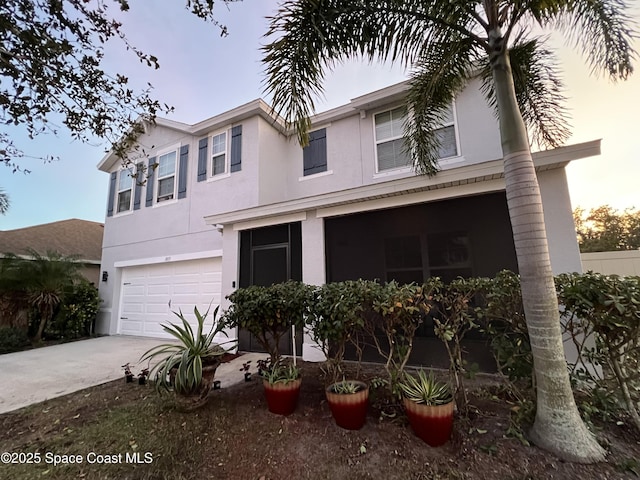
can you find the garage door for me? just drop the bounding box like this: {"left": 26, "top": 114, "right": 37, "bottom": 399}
{"left": 118, "top": 257, "right": 222, "bottom": 338}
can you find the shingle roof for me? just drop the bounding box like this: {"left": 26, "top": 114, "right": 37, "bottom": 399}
{"left": 0, "top": 219, "right": 104, "bottom": 263}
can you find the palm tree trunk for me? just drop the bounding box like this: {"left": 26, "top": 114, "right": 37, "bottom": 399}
{"left": 489, "top": 36, "right": 605, "bottom": 463}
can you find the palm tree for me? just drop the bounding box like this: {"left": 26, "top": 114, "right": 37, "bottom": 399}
{"left": 1, "top": 250, "right": 82, "bottom": 343}
{"left": 262, "top": 0, "right": 636, "bottom": 463}
{"left": 0, "top": 188, "right": 9, "bottom": 214}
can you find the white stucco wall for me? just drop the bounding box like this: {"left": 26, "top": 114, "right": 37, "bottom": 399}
{"left": 581, "top": 250, "right": 640, "bottom": 276}
{"left": 538, "top": 168, "right": 583, "bottom": 274}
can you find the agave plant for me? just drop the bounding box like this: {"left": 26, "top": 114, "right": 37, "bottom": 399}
{"left": 258, "top": 358, "right": 301, "bottom": 386}
{"left": 329, "top": 379, "right": 366, "bottom": 395}
{"left": 399, "top": 370, "right": 453, "bottom": 406}
{"left": 141, "top": 305, "right": 235, "bottom": 396}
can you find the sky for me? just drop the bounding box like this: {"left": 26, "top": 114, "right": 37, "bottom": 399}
{"left": 1, "top": 0, "right": 639, "bottom": 231}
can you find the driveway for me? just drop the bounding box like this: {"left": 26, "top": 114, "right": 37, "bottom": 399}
{"left": 0, "top": 336, "right": 264, "bottom": 415}
{"left": 0, "top": 336, "right": 165, "bottom": 414}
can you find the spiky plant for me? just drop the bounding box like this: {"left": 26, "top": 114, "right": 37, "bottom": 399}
{"left": 141, "top": 306, "right": 235, "bottom": 396}
{"left": 399, "top": 370, "right": 453, "bottom": 406}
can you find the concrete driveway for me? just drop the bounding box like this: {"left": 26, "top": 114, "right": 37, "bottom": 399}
{"left": 0, "top": 336, "right": 264, "bottom": 414}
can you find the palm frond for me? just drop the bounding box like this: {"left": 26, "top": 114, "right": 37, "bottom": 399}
{"left": 262, "top": 0, "right": 484, "bottom": 145}
{"left": 480, "top": 36, "right": 571, "bottom": 149}
{"left": 406, "top": 37, "right": 479, "bottom": 175}
{"left": 530, "top": 0, "right": 636, "bottom": 80}
{"left": 0, "top": 188, "right": 9, "bottom": 215}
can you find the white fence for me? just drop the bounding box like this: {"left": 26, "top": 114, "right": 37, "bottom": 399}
{"left": 580, "top": 250, "right": 640, "bottom": 276}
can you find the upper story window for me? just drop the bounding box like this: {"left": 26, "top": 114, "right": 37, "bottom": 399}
{"left": 197, "top": 125, "right": 242, "bottom": 182}
{"left": 116, "top": 167, "right": 134, "bottom": 213}
{"left": 374, "top": 104, "right": 458, "bottom": 173}
{"left": 375, "top": 106, "right": 411, "bottom": 172}
{"left": 434, "top": 105, "right": 458, "bottom": 159}
{"left": 211, "top": 131, "right": 227, "bottom": 176}
{"left": 156, "top": 150, "right": 177, "bottom": 202}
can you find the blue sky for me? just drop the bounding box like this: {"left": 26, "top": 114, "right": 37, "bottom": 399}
{"left": 1, "top": 0, "right": 639, "bottom": 230}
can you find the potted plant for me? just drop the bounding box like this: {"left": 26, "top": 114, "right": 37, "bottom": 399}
{"left": 308, "top": 280, "right": 379, "bottom": 429}
{"left": 240, "top": 360, "right": 252, "bottom": 382}
{"left": 140, "top": 305, "right": 235, "bottom": 410}
{"left": 138, "top": 367, "right": 149, "bottom": 385}
{"left": 399, "top": 369, "right": 454, "bottom": 447}
{"left": 224, "top": 281, "right": 312, "bottom": 415}
{"left": 325, "top": 379, "right": 370, "bottom": 430}
{"left": 258, "top": 357, "right": 302, "bottom": 415}
{"left": 122, "top": 363, "right": 134, "bottom": 383}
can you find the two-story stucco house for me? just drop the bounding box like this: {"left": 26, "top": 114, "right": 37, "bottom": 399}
{"left": 96, "top": 80, "right": 596, "bottom": 364}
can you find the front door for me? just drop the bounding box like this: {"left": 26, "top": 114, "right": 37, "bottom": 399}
{"left": 237, "top": 222, "right": 303, "bottom": 355}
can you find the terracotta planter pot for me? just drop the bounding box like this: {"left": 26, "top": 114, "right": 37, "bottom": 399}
{"left": 403, "top": 398, "right": 454, "bottom": 447}
{"left": 325, "top": 381, "right": 369, "bottom": 430}
{"left": 263, "top": 378, "right": 302, "bottom": 415}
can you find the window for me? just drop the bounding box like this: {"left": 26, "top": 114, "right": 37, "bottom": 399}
{"left": 156, "top": 150, "right": 177, "bottom": 202}
{"left": 211, "top": 132, "right": 227, "bottom": 176}
{"left": 374, "top": 104, "right": 458, "bottom": 172}
{"left": 434, "top": 104, "right": 458, "bottom": 159}
{"left": 375, "top": 106, "right": 411, "bottom": 172}
{"left": 116, "top": 168, "right": 134, "bottom": 213}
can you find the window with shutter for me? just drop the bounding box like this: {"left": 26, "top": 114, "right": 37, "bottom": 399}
{"left": 116, "top": 167, "right": 134, "bottom": 213}
{"left": 156, "top": 151, "right": 177, "bottom": 202}
{"left": 211, "top": 131, "right": 227, "bottom": 176}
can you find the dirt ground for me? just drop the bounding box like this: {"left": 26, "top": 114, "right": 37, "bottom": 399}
{"left": 0, "top": 360, "right": 638, "bottom": 480}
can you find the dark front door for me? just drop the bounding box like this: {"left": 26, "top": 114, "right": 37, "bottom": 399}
{"left": 238, "top": 222, "right": 303, "bottom": 355}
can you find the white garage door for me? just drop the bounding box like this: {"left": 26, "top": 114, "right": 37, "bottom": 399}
{"left": 118, "top": 258, "right": 222, "bottom": 338}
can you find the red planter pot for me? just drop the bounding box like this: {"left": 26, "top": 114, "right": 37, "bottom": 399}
{"left": 403, "top": 398, "right": 454, "bottom": 447}
{"left": 325, "top": 381, "right": 369, "bottom": 430}
{"left": 263, "top": 378, "right": 302, "bottom": 415}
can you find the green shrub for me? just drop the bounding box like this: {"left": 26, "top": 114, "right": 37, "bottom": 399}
{"left": 556, "top": 272, "right": 640, "bottom": 433}
{"left": 477, "top": 270, "right": 533, "bottom": 387}
{"left": 431, "top": 276, "right": 484, "bottom": 412}
{"left": 0, "top": 326, "right": 30, "bottom": 353}
{"left": 46, "top": 282, "right": 100, "bottom": 339}
{"left": 224, "top": 280, "right": 313, "bottom": 364}
{"left": 366, "top": 281, "right": 435, "bottom": 395}
{"left": 308, "top": 280, "right": 380, "bottom": 382}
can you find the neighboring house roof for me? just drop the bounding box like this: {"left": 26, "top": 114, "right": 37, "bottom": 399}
{"left": 0, "top": 219, "right": 104, "bottom": 264}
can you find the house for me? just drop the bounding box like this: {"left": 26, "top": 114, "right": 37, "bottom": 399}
{"left": 0, "top": 219, "right": 104, "bottom": 285}
{"left": 96, "top": 80, "right": 595, "bottom": 365}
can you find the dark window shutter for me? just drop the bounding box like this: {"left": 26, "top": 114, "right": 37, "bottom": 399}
{"left": 145, "top": 157, "right": 156, "bottom": 207}
{"left": 230, "top": 125, "right": 242, "bottom": 173}
{"left": 133, "top": 162, "right": 143, "bottom": 210}
{"left": 107, "top": 171, "right": 117, "bottom": 217}
{"left": 197, "top": 138, "right": 208, "bottom": 181}
{"left": 303, "top": 128, "right": 327, "bottom": 176}
{"left": 178, "top": 145, "right": 189, "bottom": 199}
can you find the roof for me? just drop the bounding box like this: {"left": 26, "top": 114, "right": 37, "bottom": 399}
{"left": 0, "top": 219, "right": 104, "bottom": 264}
{"left": 97, "top": 81, "right": 414, "bottom": 173}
